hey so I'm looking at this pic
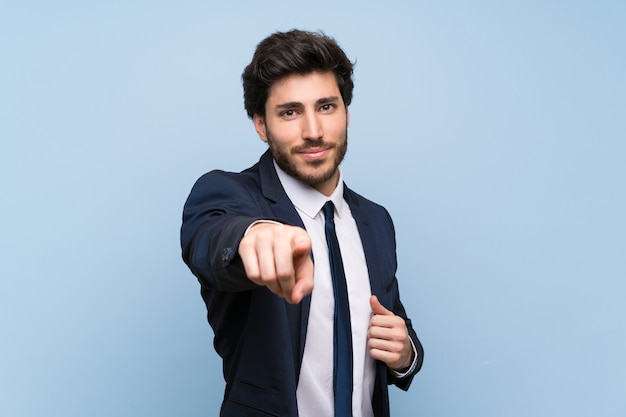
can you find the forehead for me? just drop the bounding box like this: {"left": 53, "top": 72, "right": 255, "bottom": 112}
{"left": 266, "top": 71, "right": 341, "bottom": 105}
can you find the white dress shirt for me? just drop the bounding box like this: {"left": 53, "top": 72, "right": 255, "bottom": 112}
{"left": 274, "top": 163, "right": 376, "bottom": 417}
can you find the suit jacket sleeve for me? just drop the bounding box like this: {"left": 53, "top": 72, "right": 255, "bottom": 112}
{"left": 181, "top": 170, "right": 275, "bottom": 292}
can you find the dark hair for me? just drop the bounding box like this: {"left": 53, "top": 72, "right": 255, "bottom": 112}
{"left": 242, "top": 29, "right": 355, "bottom": 119}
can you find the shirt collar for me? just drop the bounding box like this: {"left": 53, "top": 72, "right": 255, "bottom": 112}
{"left": 273, "top": 159, "right": 345, "bottom": 220}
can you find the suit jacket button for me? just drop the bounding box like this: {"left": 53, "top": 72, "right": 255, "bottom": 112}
{"left": 221, "top": 247, "right": 232, "bottom": 263}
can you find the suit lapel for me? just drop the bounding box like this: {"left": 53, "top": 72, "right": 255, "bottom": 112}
{"left": 344, "top": 187, "right": 385, "bottom": 300}
{"left": 258, "top": 151, "right": 312, "bottom": 381}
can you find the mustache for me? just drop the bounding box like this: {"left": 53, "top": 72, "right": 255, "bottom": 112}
{"left": 291, "top": 139, "right": 333, "bottom": 153}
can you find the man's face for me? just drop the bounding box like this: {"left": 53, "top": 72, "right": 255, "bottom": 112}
{"left": 253, "top": 71, "right": 349, "bottom": 196}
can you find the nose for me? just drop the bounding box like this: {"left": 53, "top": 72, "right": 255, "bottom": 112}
{"left": 302, "top": 112, "right": 323, "bottom": 140}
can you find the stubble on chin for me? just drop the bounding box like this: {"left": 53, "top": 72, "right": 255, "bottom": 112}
{"left": 269, "top": 137, "right": 348, "bottom": 189}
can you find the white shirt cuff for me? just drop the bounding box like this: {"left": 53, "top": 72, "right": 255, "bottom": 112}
{"left": 244, "top": 219, "right": 283, "bottom": 236}
{"left": 390, "top": 336, "right": 418, "bottom": 378}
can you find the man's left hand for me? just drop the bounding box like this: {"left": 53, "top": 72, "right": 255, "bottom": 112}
{"left": 368, "top": 295, "right": 413, "bottom": 371}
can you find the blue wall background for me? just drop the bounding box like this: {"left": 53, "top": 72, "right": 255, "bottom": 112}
{"left": 1, "top": 1, "right": 624, "bottom": 416}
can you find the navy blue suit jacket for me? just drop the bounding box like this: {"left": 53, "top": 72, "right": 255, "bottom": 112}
{"left": 181, "top": 150, "right": 423, "bottom": 416}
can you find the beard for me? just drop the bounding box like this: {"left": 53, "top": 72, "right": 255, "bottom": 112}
{"left": 266, "top": 128, "right": 348, "bottom": 189}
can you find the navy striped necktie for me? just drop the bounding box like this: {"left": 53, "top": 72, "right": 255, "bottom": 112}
{"left": 322, "top": 201, "right": 353, "bottom": 417}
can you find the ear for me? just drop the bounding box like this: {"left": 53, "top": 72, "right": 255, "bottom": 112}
{"left": 253, "top": 115, "right": 268, "bottom": 142}
{"left": 346, "top": 108, "right": 350, "bottom": 128}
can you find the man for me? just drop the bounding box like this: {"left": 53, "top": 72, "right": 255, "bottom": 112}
{"left": 181, "top": 29, "right": 423, "bottom": 417}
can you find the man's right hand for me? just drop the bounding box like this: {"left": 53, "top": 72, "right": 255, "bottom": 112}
{"left": 238, "top": 222, "right": 314, "bottom": 304}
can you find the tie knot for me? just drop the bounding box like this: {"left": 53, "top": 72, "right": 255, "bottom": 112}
{"left": 322, "top": 201, "right": 335, "bottom": 222}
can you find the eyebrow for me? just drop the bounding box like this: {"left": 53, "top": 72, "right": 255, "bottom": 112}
{"left": 274, "top": 96, "right": 340, "bottom": 110}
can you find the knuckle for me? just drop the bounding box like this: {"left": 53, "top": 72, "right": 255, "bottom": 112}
{"left": 260, "top": 274, "right": 277, "bottom": 285}
{"left": 275, "top": 267, "right": 293, "bottom": 281}
{"left": 238, "top": 238, "right": 252, "bottom": 253}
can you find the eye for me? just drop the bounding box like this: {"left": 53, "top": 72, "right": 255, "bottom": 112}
{"left": 280, "top": 109, "right": 298, "bottom": 119}
{"left": 320, "top": 103, "right": 336, "bottom": 112}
